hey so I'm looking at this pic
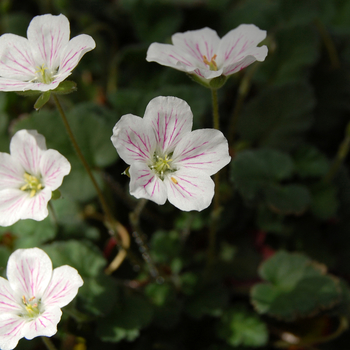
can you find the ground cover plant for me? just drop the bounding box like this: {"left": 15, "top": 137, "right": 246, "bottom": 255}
{"left": 1, "top": 0, "right": 350, "bottom": 349}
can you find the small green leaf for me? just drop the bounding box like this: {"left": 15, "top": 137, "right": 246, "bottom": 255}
{"left": 265, "top": 184, "right": 311, "bottom": 214}
{"left": 0, "top": 217, "right": 56, "bottom": 249}
{"left": 34, "top": 91, "right": 51, "bottom": 110}
{"left": 251, "top": 251, "right": 341, "bottom": 321}
{"left": 231, "top": 149, "right": 294, "bottom": 200}
{"left": 217, "top": 305, "right": 268, "bottom": 347}
{"left": 96, "top": 293, "right": 153, "bottom": 342}
{"left": 150, "top": 230, "right": 181, "bottom": 264}
{"left": 293, "top": 146, "right": 330, "bottom": 178}
{"left": 52, "top": 80, "right": 77, "bottom": 94}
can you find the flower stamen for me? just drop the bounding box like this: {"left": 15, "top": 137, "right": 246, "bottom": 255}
{"left": 20, "top": 172, "right": 43, "bottom": 197}
{"left": 33, "top": 63, "right": 55, "bottom": 84}
{"left": 21, "top": 295, "right": 41, "bottom": 318}
{"left": 150, "top": 153, "right": 175, "bottom": 180}
{"left": 171, "top": 177, "right": 178, "bottom": 184}
{"left": 203, "top": 54, "right": 218, "bottom": 71}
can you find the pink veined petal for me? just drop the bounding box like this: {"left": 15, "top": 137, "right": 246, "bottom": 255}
{"left": 57, "top": 34, "right": 96, "bottom": 78}
{"left": 164, "top": 168, "right": 215, "bottom": 212}
{"left": 10, "top": 130, "right": 46, "bottom": 176}
{"left": 22, "top": 308, "right": 62, "bottom": 340}
{"left": 0, "top": 77, "right": 60, "bottom": 92}
{"left": 143, "top": 96, "right": 193, "bottom": 154}
{"left": 19, "top": 187, "right": 51, "bottom": 222}
{"left": 0, "top": 277, "right": 21, "bottom": 314}
{"left": 0, "top": 189, "right": 28, "bottom": 227}
{"left": 6, "top": 248, "right": 53, "bottom": 299}
{"left": 222, "top": 54, "right": 262, "bottom": 76}
{"left": 129, "top": 162, "right": 167, "bottom": 205}
{"left": 0, "top": 34, "right": 36, "bottom": 81}
{"left": 0, "top": 153, "right": 25, "bottom": 191}
{"left": 173, "top": 129, "right": 231, "bottom": 176}
{"left": 172, "top": 27, "right": 221, "bottom": 65}
{"left": 218, "top": 24, "right": 267, "bottom": 70}
{"left": 39, "top": 149, "right": 71, "bottom": 191}
{"left": 27, "top": 14, "right": 70, "bottom": 69}
{"left": 111, "top": 114, "right": 156, "bottom": 165}
{"left": 42, "top": 265, "right": 83, "bottom": 309}
{"left": 0, "top": 313, "right": 26, "bottom": 350}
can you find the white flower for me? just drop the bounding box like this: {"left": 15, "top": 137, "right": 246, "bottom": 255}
{"left": 0, "top": 13, "right": 95, "bottom": 92}
{"left": 146, "top": 25, "right": 268, "bottom": 86}
{"left": 111, "top": 96, "right": 231, "bottom": 211}
{"left": 0, "top": 247, "right": 83, "bottom": 350}
{"left": 0, "top": 129, "right": 71, "bottom": 227}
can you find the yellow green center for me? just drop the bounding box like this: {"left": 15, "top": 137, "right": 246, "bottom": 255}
{"left": 150, "top": 153, "right": 175, "bottom": 180}
{"left": 21, "top": 296, "right": 41, "bottom": 319}
{"left": 34, "top": 64, "right": 55, "bottom": 84}
{"left": 20, "top": 173, "right": 43, "bottom": 197}
{"left": 203, "top": 54, "right": 218, "bottom": 71}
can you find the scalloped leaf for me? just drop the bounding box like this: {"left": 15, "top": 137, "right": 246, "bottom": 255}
{"left": 251, "top": 251, "right": 341, "bottom": 321}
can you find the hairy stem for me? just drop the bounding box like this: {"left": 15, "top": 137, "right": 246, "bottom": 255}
{"left": 324, "top": 120, "right": 350, "bottom": 182}
{"left": 42, "top": 337, "right": 57, "bottom": 350}
{"left": 208, "top": 89, "right": 221, "bottom": 265}
{"left": 53, "top": 94, "right": 130, "bottom": 251}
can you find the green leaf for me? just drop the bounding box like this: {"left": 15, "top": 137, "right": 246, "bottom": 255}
{"left": 265, "top": 184, "right": 311, "bottom": 214}
{"left": 150, "top": 230, "right": 182, "bottom": 264}
{"left": 186, "top": 284, "right": 229, "bottom": 319}
{"left": 231, "top": 149, "right": 294, "bottom": 200}
{"left": 34, "top": 91, "right": 51, "bottom": 110}
{"left": 293, "top": 146, "right": 330, "bottom": 178}
{"left": 217, "top": 305, "right": 268, "bottom": 347}
{"left": 251, "top": 251, "right": 341, "bottom": 321}
{"left": 52, "top": 80, "right": 77, "bottom": 94}
{"left": 96, "top": 292, "right": 153, "bottom": 342}
{"left": 238, "top": 82, "right": 315, "bottom": 151}
{"left": 42, "top": 240, "right": 106, "bottom": 278}
{"left": 310, "top": 182, "right": 338, "bottom": 220}
{"left": 0, "top": 217, "right": 56, "bottom": 249}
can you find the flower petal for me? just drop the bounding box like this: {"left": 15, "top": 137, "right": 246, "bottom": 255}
{"left": 111, "top": 114, "right": 156, "bottom": 165}
{"left": 173, "top": 129, "right": 231, "bottom": 176}
{"left": 6, "top": 248, "right": 53, "bottom": 299}
{"left": 27, "top": 14, "right": 70, "bottom": 69}
{"left": 0, "top": 313, "right": 26, "bottom": 350}
{"left": 0, "top": 277, "right": 21, "bottom": 314}
{"left": 164, "top": 168, "right": 214, "bottom": 211}
{"left": 40, "top": 149, "right": 71, "bottom": 190}
{"left": 0, "top": 189, "right": 28, "bottom": 227}
{"left": 22, "top": 308, "right": 62, "bottom": 340}
{"left": 129, "top": 162, "right": 167, "bottom": 205}
{"left": 0, "top": 77, "right": 60, "bottom": 92}
{"left": 218, "top": 24, "right": 268, "bottom": 75}
{"left": 172, "top": 27, "right": 220, "bottom": 65}
{"left": 10, "top": 130, "right": 46, "bottom": 177}
{"left": 19, "top": 187, "right": 51, "bottom": 222}
{"left": 42, "top": 265, "right": 83, "bottom": 309}
{"left": 0, "top": 34, "right": 36, "bottom": 81}
{"left": 57, "top": 34, "right": 96, "bottom": 80}
{"left": 0, "top": 153, "right": 24, "bottom": 191}
{"left": 143, "top": 96, "right": 193, "bottom": 154}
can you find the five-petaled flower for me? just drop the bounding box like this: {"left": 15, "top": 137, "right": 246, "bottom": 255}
{"left": 0, "top": 247, "right": 83, "bottom": 350}
{"left": 111, "top": 96, "right": 231, "bottom": 211}
{"left": 146, "top": 25, "right": 268, "bottom": 87}
{"left": 0, "top": 13, "right": 95, "bottom": 92}
{"left": 0, "top": 129, "right": 71, "bottom": 227}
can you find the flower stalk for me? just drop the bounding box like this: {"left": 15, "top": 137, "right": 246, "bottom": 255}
{"left": 53, "top": 94, "right": 130, "bottom": 252}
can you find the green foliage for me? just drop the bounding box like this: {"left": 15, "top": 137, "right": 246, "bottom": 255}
{"left": 251, "top": 251, "right": 342, "bottom": 321}
{"left": 217, "top": 305, "right": 268, "bottom": 347}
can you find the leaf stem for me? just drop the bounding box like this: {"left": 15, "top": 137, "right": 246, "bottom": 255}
{"left": 324, "top": 120, "right": 350, "bottom": 182}
{"left": 52, "top": 94, "right": 130, "bottom": 251}
{"left": 208, "top": 89, "right": 221, "bottom": 265}
{"left": 41, "top": 337, "right": 57, "bottom": 350}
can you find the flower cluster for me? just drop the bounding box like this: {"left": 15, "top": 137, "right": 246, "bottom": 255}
{"left": 0, "top": 129, "right": 71, "bottom": 227}
{"left": 111, "top": 96, "right": 231, "bottom": 211}
{"left": 0, "top": 248, "right": 83, "bottom": 350}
